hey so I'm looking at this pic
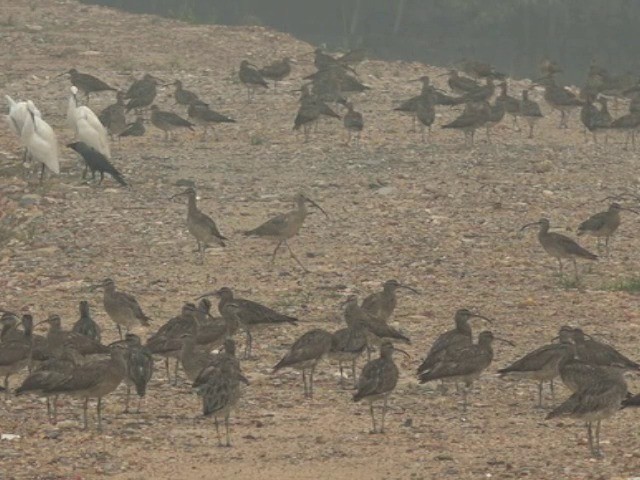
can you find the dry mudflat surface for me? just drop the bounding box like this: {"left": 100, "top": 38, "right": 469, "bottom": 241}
{"left": 1, "top": 1, "right": 640, "bottom": 479}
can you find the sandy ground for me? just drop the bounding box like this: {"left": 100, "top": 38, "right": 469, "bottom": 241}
{"left": 1, "top": 1, "right": 640, "bottom": 479}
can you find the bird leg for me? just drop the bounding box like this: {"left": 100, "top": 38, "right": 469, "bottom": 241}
{"left": 224, "top": 413, "right": 231, "bottom": 447}
{"left": 528, "top": 121, "right": 534, "bottom": 139}
{"left": 284, "top": 240, "right": 309, "bottom": 273}
{"left": 369, "top": 402, "right": 377, "bottom": 434}
{"left": 309, "top": 365, "right": 315, "bottom": 398}
{"left": 593, "top": 420, "right": 603, "bottom": 457}
{"left": 3, "top": 375, "right": 8, "bottom": 398}
{"left": 536, "top": 381, "right": 544, "bottom": 408}
{"left": 173, "top": 358, "right": 180, "bottom": 386}
{"left": 550, "top": 379, "right": 555, "bottom": 402}
{"left": 572, "top": 258, "right": 579, "bottom": 281}
{"left": 302, "top": 370, "right": 308, "bottom": 398}
{"left": 124, "top": 385, "right": 131, "bottom": 413}
{"left": 117, "top": 324, "right": 123, "bottom": 340}
{"left": 164, "top": 357, "right": 171, "bottom": 384}
{"left": 557, "top": 258, "right": 563, "bottom": 277}
{"left": 380, "top": 396, "right": 388, "bottom": 434}
{"left": 137, "top": 396, "right": 142, "bottom": 414}
{"left": 52, "top": 395, "right": 58, "bottom": 424}
{"left": 338, "top": 362, "right": 345, "bottom": 386}
{"left": 270, "top": 241, "right": 283, "bottom": 264}
{"left": 512, "top": 115, "right": 520, "bottom": 132}
{"left": 586, "top": 422, "right": 594, "bottom": 456}
{"left": 351, "top": 359, "right": 358, "bottom": 388}
{"left": 83, "top": 398, "right": 89, "bottom": 429}
{"left": 462, "top": 386, "right": 469, "bottom": 412}
{"left": 97, "top": 397, "right": 103, "bottom": 432}
{"left": 39, "top": 163, "right": 45, "bottom": 184}
{"left": 214, "top": 416, "right": 222, "bottom": 446}
{"left": 244, "top": 330, "right": 255, "bottom": 360}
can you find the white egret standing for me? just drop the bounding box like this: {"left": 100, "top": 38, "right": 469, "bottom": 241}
{"left": 21, "top": 102, "right": 59, "bottom": 182}
{"left": 67, "top": 86, "right": 110, "bottom": 158}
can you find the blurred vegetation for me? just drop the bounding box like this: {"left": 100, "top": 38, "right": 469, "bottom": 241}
{"left": 81, "top": 0, "right": 640, "bottom": 82}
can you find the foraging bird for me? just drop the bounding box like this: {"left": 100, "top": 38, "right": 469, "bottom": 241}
{"left": 520, "top": 218, "right": 598, "bottom": 280}
{"left": 67, "top": 86, "right": 110, "bottom": 159}
{"left": 273, "top": 328, "right": 333, "bottom": 398}
{"left": 577, "top": 203, "right": 636, "bottom": 253}
{"left": 361, "top": 279, "right": 418, "bottom": 323}
{"left": 122, "top": 333, "right": 153, "bottom": 413}
{"left": 66, "top": 141, "right": 127, "bottom": 187}
{"left": 21, "top": 102, "right": 59, "bottom": 182}
{"left": 44, "top": 341, "right": 128, "bottom": 431}
{"left": 187, "top": 103, "right": 235, "bottom": 141}
{"left": 118, "top": 117, "right": 145, "bottom": 138}
{"left": 98, "top": 91, "right": 127, "bottom": 138}
{"left": 343, "top": 102, "right": 364, "bottom": 147}
{"left": 547, "top": 368, "right": 627, "bottom": 458}
{"left": 173, "top": 80, "right": 203, "bottom": 107}
{"left": 498, "top": 326, "right": 574, "bottom": 407}
{"left": 419, "top": 331, "right": 503, "bottom": 411}
{"left": 92, "top": 278, "right": 152, "bottom": 339}
{"left": 239, "top": 60, "right": 268, "bottom": 102}
{"left": 520, "top": 89, "right": 543, "bottom": 138}
{"left": 259, "top": 57, "right": 292, "bottom": 90}
{"left": 71, "top": 300, "right": 101, "bottom": 342}
{"left": 416, "top": 309, "right": 492, "bottom": 384}
{"left": 150, "top": 105, "right": 195, "bottom": 141}
{"left": 62, "top": 68, "right": 116, "bottom": 103}
{"left": 243, "top": 193, "right": 328, "bottom": 272}
{"left": 170, "top": 187, "right": 227, "bottom": 263}
{"left": 197, "top": 287, "right": 297, "bottom": 359}
{"left": 353, "top": 341, "right": 407, "bottom": 433}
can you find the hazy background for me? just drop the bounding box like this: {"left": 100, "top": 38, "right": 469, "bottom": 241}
{"left": 81, "top": 0, "right": 640, "bottom": 83}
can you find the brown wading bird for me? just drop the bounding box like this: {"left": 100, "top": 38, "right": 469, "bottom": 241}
{"left": 196, "top": 287, "right": 297, "bottom": 359}
{"left": 273, "top": 328, "right": 333, "bottom": 398}
{"left": 150, "top": 105, "right": 195, "bottom": 142}
{"left": 498, "top": 326, "right": 574, "bottom": 407}
{"left": 259, "top": 57, "right": 293, "bottom": 91}
{"left": 124, "top": 74, "right": 162, "bottom": 114}
{"left": 91, "top": 278, "right": 152, "bottom": 339}
{"left": 44, "top": 341, "right": 129, "bottom": 431}
{"left": 577, "top": 203, "right": 638, "bottom": 253}
{"left": 170, "top": 187, "right": 227, "bottom": 264}
{"left": 361, "top": 279, "right": 419, "bottom": 323}
{"left": 495, "top": 81, "right": 521, "bottom": 130}
{"left": 60, "top": 68, "right": 117, "bottom": 103}
{"left": 419, "top": 331, "right": 512, "bottom": 412}
{"left": 243, "top": 193, "right": 328, "bottom": 272}
{"left": 416, "top": 309, "right": 493, "bottom": 391}
{"left": 353, "top": 341, "right": 408, "bottom": 433}
{"left": 330, "top": 320, "right": 368, "bottom": 388}
{"left": 547, "top": 366, "right": 627, "bottom": 458}
{"left": 343, "top": 102, "right": 364, "bottom": 147}
{"left": 173, "top": 80, "right": 204, "bottom": 107}
{"left": 520, "top": 90, "right": 543, "bottom": 138}
{"left": 520, "top": 218, "right": 597, "bottom": 280}
{"left": 187, "top": 103, "right": 235, "bottom": 141}
{"left": 239, "top": 60, "right": 268, "bottom": 102}
{"left": 442, "top": 101, "right": 491, "bottom": 145}
{"left": 121, "top": 333, "right": 153, "bottom": 414}
{"left": 535, "top": 75, "right": 583, "bottom": 129}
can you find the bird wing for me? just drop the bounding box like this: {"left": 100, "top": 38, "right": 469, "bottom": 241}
{"left": 116, "top": 291, "right": 151, "bottom": 323}
{"left": 499, "top": 344, "right": 568, "bottom": 374}
{"left": 578, "top": 212, "right": 608, "bottom": 233}
{"left": 192, "top": 211, "right": 227, "bottom": 241}
{"left": 274, "top": 329, "right": 332, "bottom": 370}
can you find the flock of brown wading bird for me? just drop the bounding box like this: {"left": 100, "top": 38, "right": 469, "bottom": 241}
{"left": 3, "top": 48, "right": 640, "bottom": 458}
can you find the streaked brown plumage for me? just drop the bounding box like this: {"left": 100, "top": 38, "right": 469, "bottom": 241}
{"left": 442, "top": 101, "right": 491, "bottom": 144}
{"left": 419, "top": 331, "right": 497, "bottom": 411}
{"left": 353, "top": 341, "right": 406, "bottom": 433}
{"left": 98, "top": 91, "right": 127, "bottom": 138}
{"left": 520, "top": 89, "right": 543, "bottom": 138}
{"left": 64, "top": 68, "right": 116, "bottom": 102}
{"left": 259, "top": 57, "right": 292, "bottom": 90}
{"left": 239, "top": 60, "right": 268, "bottom": 102}
{"left": 197, "top": 287, "right": 297, "bottom": 359}
{"left": 498, "top": 326, "right": 574, "bottom": 407}
{"left": 94, "top": 278, "right": 152, "bottom": 339}
{"left": 547, "top": 366, "right": 627, "bottom": 458}
{"left": 243, "top": 193, "right": 328, "bottom": 272}
{"left": 187, "top": 103, "right": 235, "bottom": 141}
{"left": 171, "top": 187, "right": 227, "bottom": 264}
{"left": 537, "top": 75, "right": 583, "bottom": 128}
{"left": 361, "top": 279, "right": 418, "bottom": 323}
{"left": 124, "top": 74, "right": 160, "bottom": 113}
{"left": 273, "top": 328, "right": 333, "bottom": 398}
{"left": 122, "top": 333, "right": 153, "bottom": 413}
{"left": 45, "top": 341, "right": 128, "bottom": 431}
{"left": 495, "top": 81, "right": 521, "bottom": 130}
{"left": 150, "top": 105, "right": 195, "bottom": 141}
{"left": 447, "top": 70, "right": 480, "bottom": 95}
{"left": 521, "top": 218, "right": 598, "bottom": 280}
{"left": 343, "top": 102, "right": 363, "bottom": 146}
{"left": 173, "top": 80, "right": 203, "bottom": 107}
{"left": 72, "top": 300, "right": 101, "bottom": 343}
{"left": 571, "top": 328, "right": 640, "bottom": 372}
{"left": 41, "top": 314, "right": 109, "bottom": 357}
{"left": 329, "top": 323, "right": 367, "bottom": 388}
{"left": 577, "top": 203, "right": 633, "bottom": 252}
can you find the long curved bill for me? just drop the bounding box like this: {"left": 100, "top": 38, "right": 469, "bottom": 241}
{"left": 520, "top": 221, "right": 541, "bottom": 232}
{"left": 304, "top": 196, "right": 329, "bottom": 218}
{"left": 393, "top": 347, "right": 411, "bottom": 358}
{"left": 398, "top": 284, "right": 420, "bottom": 294}
{"left": 470, "top": 313, "right": 493, "bottom": 324}
{"left": 494, "top": 337, "right": 515, "bottom": 347}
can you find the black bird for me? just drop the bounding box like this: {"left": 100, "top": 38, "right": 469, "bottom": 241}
{"left": 118, "top": 117, "right": 145, "bottom": 138}
{"left": 66, "top": 141, "right": 127, "bottom": 187}
{"left": 124, "top": 74, "right": 160, "bottom": 113}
